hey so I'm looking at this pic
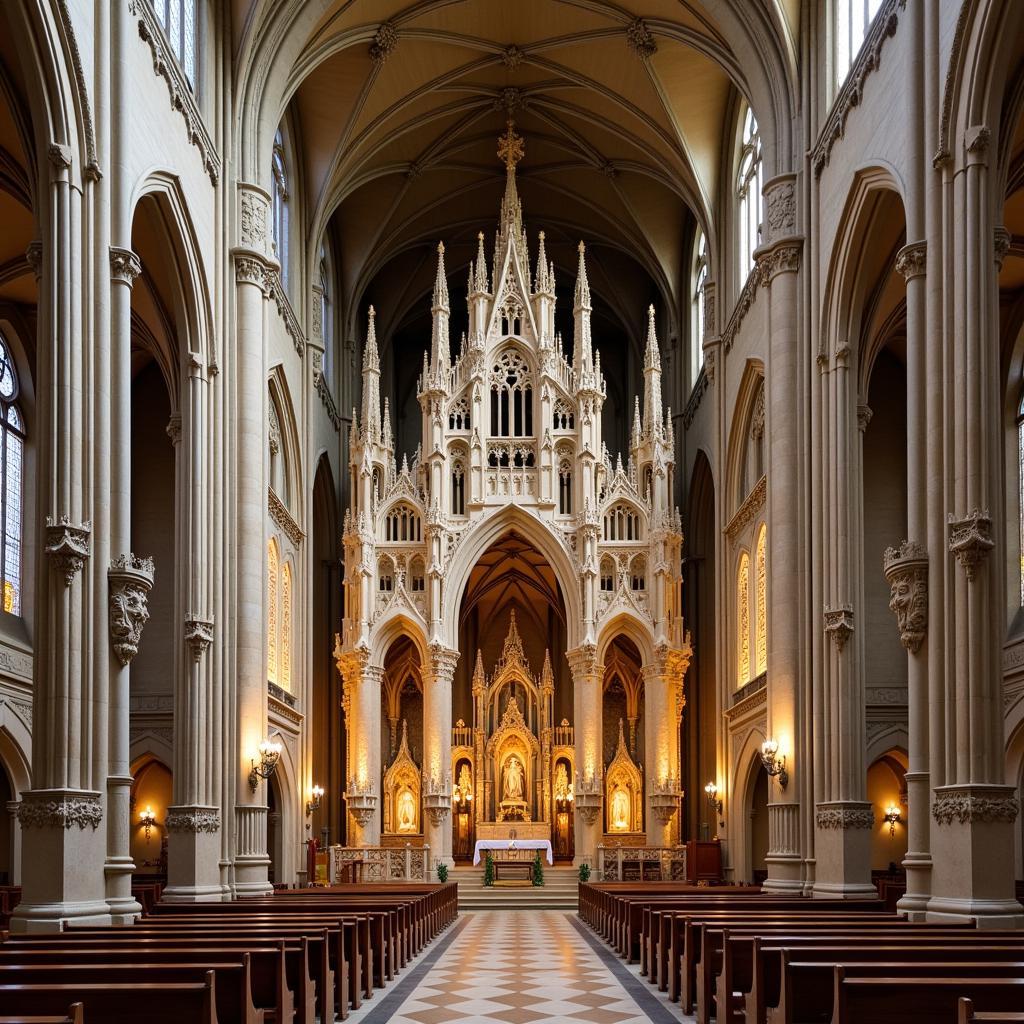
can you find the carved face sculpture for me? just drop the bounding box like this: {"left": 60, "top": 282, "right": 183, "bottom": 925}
{"left": 109, "top": 582, "right": 150, "bottom": 666}
{"left": 887, "top": 570, "right": 927, "bottom": 653}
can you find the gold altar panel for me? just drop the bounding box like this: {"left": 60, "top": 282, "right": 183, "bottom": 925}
{"left": 477, "top": 821, "right": 550, "bottom": 841}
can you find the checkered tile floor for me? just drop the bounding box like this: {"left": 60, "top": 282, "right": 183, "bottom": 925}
{"left": 345, "top": 910, "right": 686, "bottom": 1023}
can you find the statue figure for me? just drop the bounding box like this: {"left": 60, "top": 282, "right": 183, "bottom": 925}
{"left": 611, "top": 788, "right": 630, "bottom": 831}
{"left": 503, "top": 756, "right": 524, "bottom": 802}
{"left": 108, "top": 555, "right": 155, "bottom": 667}
{"left": 397, "top": 789, "right": 416, "bottom": 831}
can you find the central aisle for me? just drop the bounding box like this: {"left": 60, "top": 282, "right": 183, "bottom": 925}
{"left": 346, "top": 909, "right": 684, "bottom": 1023}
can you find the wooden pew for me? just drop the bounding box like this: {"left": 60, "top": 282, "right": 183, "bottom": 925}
{"left": 0, "top": 972, "right": 217, "bottom": 1024}
{"left": 0, "top": 1004, "right": 83, "bottom": 1024}
{"left": 770, "top": 958, "right": 1024, "bottom": 1024}
{"left": 832, "top": 969, "right": 1024, "bottom": 1024}
{"left": 0, "top": 960, "right": 260, "bottom": 1024}
{"left": 959, "top": 997, "right": 1024, "bottom": 1023}
{"left": 0, "top": 942, "right": 304, "bottom": 1024}
{"left": 743, "top": 933, "right": 1024, "bottom": 1024}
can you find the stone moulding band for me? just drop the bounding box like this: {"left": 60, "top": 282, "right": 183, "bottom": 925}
{"left": 932, "top": 787, "right": 1019, "bottom": 826}
{"left": 165, "top": 807, "right": 221, "bottom": 833}
{"left": 18, "top": 790, "right": 103, "bottom": 830}
{"left": 815, "top": 802, "right": 875, "bottom": 830}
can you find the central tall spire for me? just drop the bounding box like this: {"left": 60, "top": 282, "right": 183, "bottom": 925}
{"left": 494, "top": 118, "right": 530, "bottom": 286}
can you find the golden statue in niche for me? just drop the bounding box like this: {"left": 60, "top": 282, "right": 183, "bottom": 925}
{"left": 503, "top": 756, "right": 524, "bottom": 802}
{"left": 397, "top": 789, "right": 416, "bottom": 832}
{"left": 610, "top": 787, "right": 630, "bottom": 831}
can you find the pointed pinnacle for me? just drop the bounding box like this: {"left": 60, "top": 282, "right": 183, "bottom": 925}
{"left": 535, "top": 230, "right": 550, "bottom": 293}
{"left": 574, "top": 240, "right": 591, "bottom": 310}
{"left": 433, "top": 241, "right": 449, "bottom": 311}
{"left": 645, "top": 304, "right": 661, "bottom": 369}
{"left": 473, "top": 231, "right": 489, "bottom": 293}
{"left": 364, "top": 304, "right": 379, "bottom": 368}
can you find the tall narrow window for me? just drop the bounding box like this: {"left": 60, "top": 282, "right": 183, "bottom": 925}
{"left": 737, "top": 107, "right": 763, "bottom": 280}
{"left": 737, "top": 552, "right": 751, "bottom": 687}
{"left": 755, "top": 524, "right": 767, "bottom": 675}
{"left": 271, "top": 129, "right": 289, "bottom": 286}
{"left": 833, "top": 0, "right": 885, "bottom": 92}
{"left": 0, "top": 335, "right": 23, "bottom": 616}
{"left": 151, "top": 0, "right": 197, "bottom": 86}
{"left": 558, "top": 460, "right": 572, "bottom": 515}
{"left": 281, "top": 561, "right": 292, "bottom": 690}
{"left": 691, "top": 229, "right": 707, "bottom": 387}
{"left": 452, "top": 462, "right": 465, "bottom": 516}
{"left": 1018, "top": 393, "right": 1024, "bottom": 604}
{"left": 267, "top": 539, "right": 279, "bottom": 684}
{"left": 489, "top": 349, "right": 532, "bottom": 437}
{"left": 320, "top": 243, "right": 333, "bottom": 387}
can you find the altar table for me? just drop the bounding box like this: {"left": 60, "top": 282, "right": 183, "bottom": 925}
{"left": 473, "top": 839, "right": 553, "bottom": 865}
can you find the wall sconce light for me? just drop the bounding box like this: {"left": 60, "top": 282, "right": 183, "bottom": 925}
{"left": 139, "top": 807, "right": 157, "bottom": 841}
{"left": 884, "top": 804, "right": 901, "bottom": 837}
{"left": 704, "top": 781, "right": 723, "bottom": 816}
{"left": 760, "top": 739, "right": 789, "bottom": 789}
{"left": 249, "top": 737, "right": 283, "bottom": 791}
{"left": 307, "top": 784, "right": 324, "bottom": 816}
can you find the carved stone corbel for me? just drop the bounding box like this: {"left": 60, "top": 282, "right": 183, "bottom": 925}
{"left": 823, "top": 604, "right": 854, "bottom": 651}
{"left": 108, "top": 554, "right": 155, "bottom": 666}
{"left": 184, "top": 614, "right": 215, "bottom": 662}
{"left": 882, "top": 540, "right": 927, "bottom": 654}
{"left": 45, "top": 515, "right": 91, "bottom": 586}
{"left": 948, "top": 508, "right": 993, "bottom": 581}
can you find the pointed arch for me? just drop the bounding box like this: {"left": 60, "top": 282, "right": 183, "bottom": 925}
{"left": 725, "top": 360, "right": 766, "bottom": 515}
{"left": 267, "top": 537, "right": 280, "bottom": 685}
{"left": 267, "top": 365, "right": 303, "bottom": 517}
{"left": 754, "top": 522, "right": 767, "bottom": 676}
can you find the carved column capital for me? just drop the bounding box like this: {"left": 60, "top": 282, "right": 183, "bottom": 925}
{"left": 165, "top": 805, "right": 221, "bottom": 833}
{"left": 823, "top": 604, "right": 854, "bottom": 651}
{"left": 184, "top": 614, "right": 214, "bottom": 662}
{"left": 762, "top": 173, "right": 797, "bottom": 245}
{"left": 932, "top": 785, "right": 1019, "bottom": 825}
{"left": 882, "top": 540, "right": 928, "bottom": 654}
{"left": 109, "top": 246, "right": 142, "bottom": 286}
{"left": 427, "top": 643, "right": 459, "bottom": 683}
{"left": 895, "top": 241, "right": 927, "bottom": 280}
{"left": 758, "top": 241, "right": 802, "bottom": 283}
{"left": 18, "top": 789, "right": 102, "bottom": 830}
{"left": 815, "top": 801, "right": 875, "bottom": 830}
{"left": 234, "top": 254, "right": 268, "bottom": 288}
{"left": 45, "top": 515, "right": 91, "bottom": 586}
{"left": 108, "top": 554, "right": 155, "bottom": 667}
{"left": 237, "top": 184, "right": 271, "bottom": 254}
{"left": 948, "top": 508, "right": 993, "bottom": 581}
{"left": 566, "top": 643, "right": 601, "bottom": 680}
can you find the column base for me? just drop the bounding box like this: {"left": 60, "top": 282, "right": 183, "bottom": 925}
{"left": 762, "top": 801, "right": 803, "bottom": 894}
{"left": 11, "top": 789, "right": 111, "bottom": 932}
{"left": 896, "top": 851, "right": 933, "bottom": 919}
{"left": 927, "top": 784, "right": 1023, "bottom": 926}
{"left": 104, "top": 857, "right": 142, "bottom": 923}
{"left": 812, "top": 802, "right": 876, "bottom": 899}
{"left": 163, "top": 806, "right": 224, "bottom": 902}
{"left": 234, "top": 804, "right": 272, "bottom": 896}
{"left": 105, "top": 775, "right": 140, "bottom": 922}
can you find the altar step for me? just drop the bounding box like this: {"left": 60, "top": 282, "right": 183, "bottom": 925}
{"left": 450, "top": 865, "right": 579, "bottom": 910}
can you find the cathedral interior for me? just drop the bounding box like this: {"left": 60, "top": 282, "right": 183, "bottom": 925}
{"left": 1, "top": 0, "right": 1024, "bottom": 947}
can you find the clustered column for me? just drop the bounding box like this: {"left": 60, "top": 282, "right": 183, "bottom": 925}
{"left": 422, "top": 644, "right": 458, "bottom": 869}
{"left": 568, "top": 644, "right": 602, "bottom": 867}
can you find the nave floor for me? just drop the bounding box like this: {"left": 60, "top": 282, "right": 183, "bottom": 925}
{"left": 346, "top": 908, "right": 684, "bottom": 1024}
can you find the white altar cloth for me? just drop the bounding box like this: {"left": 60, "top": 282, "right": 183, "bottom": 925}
{"left": 473, "top": 839, "right": 553, "bottom": 865}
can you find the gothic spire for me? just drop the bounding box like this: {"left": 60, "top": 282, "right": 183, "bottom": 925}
{"left": 429, "top": 241, "right": 450, "bottom": 383}
{"left": 642, "top": 304, "right": 664, "bottom": 438}
{"left": 573, "top": 241, "right": 593, "bottom": 373}
{"left": 535, "top": 231, "right": 552, "bottom": 294}
{"left": 473, "top": 231, "right": 489, "bottom": 294}
{"left": 497, "top": 118, "right": 525, "bottom": 239}
{"left": 361, "top": 305, "right": 382, "bottom": 443}
{"left": 632, "top": 395, "right": 642, "bottom": 447}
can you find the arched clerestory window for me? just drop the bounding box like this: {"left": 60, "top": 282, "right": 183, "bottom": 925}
{"left": 489, "top": 348, "right": 533, "bottom": 437}
{"left": 737, "top": 106, "right": 763, "bottom": 282}
{"left": 691, "top": 228, "right": 707, "bottom": 387}
{"left": 833, "top": 0, "right": 885, "bottom": 93}
{"left": 755, "top": 523, "right": 767, "bottom": 675}
{"left": 737, "top": 551, "right": 751, "bottom": 687}
{"left": 151, "top": 0, "right": 198, "bottom": 87}
{"left": 0, "top": 334, "right": 24, "bottom": 616}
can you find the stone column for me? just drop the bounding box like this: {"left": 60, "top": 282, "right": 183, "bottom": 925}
{"left": 338, "top": 649, "right": 382, "bottom": 846}
{"left": 104, "top": 248, "right": 147, "bottom": 924}
{"left": 423, "top": 645, "right": 458, "bottom": 870}
{"left": 890, "top": 240, "right": 933, "bottom": 917}
{"left": 757, "top": 178, "right": 805, "bottom": 893}
{"left": 926, "top": 126, "right": 1022, "bottom": 925}
{"left": 812, "top": 342, "right": 874, "bottom": 899}
{"left": 643, "top": 647, "right": 688, "bottom": 847}
{"left": 232, "top": 184, "right": 273, "bottom": 896}
{"left": 14, "top": 146, "right": 110, "bottom": 931}
{"left": 568, "top": 644, "right": 602, "bottom": 868}
{"left": 6, "top": 800, "right": 21, "bottom": 884}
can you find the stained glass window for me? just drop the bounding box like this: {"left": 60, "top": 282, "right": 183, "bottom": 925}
{"left": 737, "top": 107, "right": 762, "bottom": 280}
{"left": 833, "top": 0, "right": 885, "bottom": 93}
{"left": 737, "top": 552, "right": 751, "bottom": 687}
{"left": 0, "top": 335, "right": 23, "bottom": 616}
{"left": 151, "top": 0, "right": 197, "bottom": 87}
{"left": 755, "top": 524, "right": 767, "bottom": 675}
{"left": 267, "top": 539, "right": 279, "bottom": 684}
